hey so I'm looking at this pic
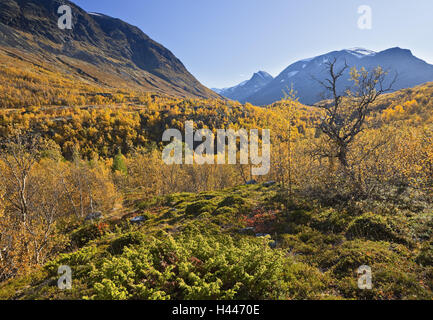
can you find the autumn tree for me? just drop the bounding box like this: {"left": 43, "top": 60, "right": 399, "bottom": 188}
{"left": 314, "top": 58, "right": 397, "bottom": 175}
{"left": 0, "top": 133, "right": 64, "bottom": 275}
{"left": 0, "top": 131, "right": 42, "bottom": 225}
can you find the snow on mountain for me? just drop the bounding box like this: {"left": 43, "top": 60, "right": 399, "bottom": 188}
{"left": 245, "top": 47, "right": 433, "bottom": 106}
{"left": 88, "top": 12, "right": 103, "bottom": 17}
{"left": 344, "top": 47, "right": 376, "bottom": 58}
{"left": 212, "top": 71, "right": 274, "bottom": 102}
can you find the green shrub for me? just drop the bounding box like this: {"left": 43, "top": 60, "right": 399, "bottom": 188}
{"left": 112, "top": 151, "right": 127, "bottom": 174}
{"left": 136, "top": 197, "right": 163, "bottom": 210}
{"left": 70, "top": 223, "right": 107, "bottom": 248}
{"left": 345, "top": 213, "right": 409, "bottom": 245}
{"left": 90, "top": 232, "right": 328, "bottom": 300}
{"left": 197, "top": 191, "right": 222, "bottom": 200}
{"left": 185, "top": 200, "right": 217, "bottom": 216}
{"left": 44, "top": 246, "right": 100, "bottom": 279}
{"left": 109, "top": 232, "right": 146, "bottom": 255}
{"left": 312, "top": 208, "right": 352, "bottom": 233}
{"left": 165, "top": 193, "right": 195, "bottom": 207}
{"left": 218, "top": 195, "right": 246, "bottom": 208}
{"left": 213, "top": 207, "right": 237, "bottom": 216}
{"left": 337, "top": 262, "right": 431, "bottom": 300}
{"left": 318, "top": 240, "right": 404, "bottom": 278}
{"left": 416, "top": 241, "right": 433, "bottom": 266}
{"left": 287, "top": 209, "right": 312, "bottom": 225}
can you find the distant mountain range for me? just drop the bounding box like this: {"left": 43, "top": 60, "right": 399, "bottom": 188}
{"left": 0, "top": 0, "right": 219, "bottom": 100}
{"left": 3, "top": 0, "right": 433, "bottom": 106}
{"left": 212, "top": 71, "right": 273, "bottom": 102}
{"left": 214, "top": 47, "right": 433, "bottom": 105}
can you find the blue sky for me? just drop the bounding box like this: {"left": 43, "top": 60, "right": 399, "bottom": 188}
{"left": 72, "top": 0, "right": 433, "bottom": 88}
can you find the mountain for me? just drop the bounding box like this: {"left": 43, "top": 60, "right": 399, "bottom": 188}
{"left": 212, "top": 71, "right": 273, "bottom": 102}
{"left": 244, "top": 47, "right": 433, "bottom": 105}
{"left": 0, "top": 0, "right": 219, "bottom": 99}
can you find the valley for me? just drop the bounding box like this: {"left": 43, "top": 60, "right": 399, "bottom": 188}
{"left": 1, "top": 0, "right": 433, "bottom": 302}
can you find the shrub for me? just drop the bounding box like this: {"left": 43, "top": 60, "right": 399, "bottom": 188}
{"left": 165, "top": 193, "right": 195, "bottom": 207}
{"left": 218, "top": 195, "right": 246, "bottom": 208}
{"left": 312, "top": 208, "right": 352, "bottom": 233}
{"left": 287, "top": 209, "right": 312, "bottom": 225}
{"left": 70, "top": 223, "right": 109, "bottom": 248}
{"left": 112, "top": 151, "right": 127, "bottom": 174}
{"left": 212, "top": 207, "right": 237, "bottom": 216}
{"left": 44, "top": 246, "right": 100, "bottom": 279}
{"left": 108, "top": 232, "right": 147, "bottom": 255}
{"left": 345, "top": 213, "right": 409, "bottom": 245}
{"left": 185, "top": 200, "right": 217, "bottom": 216}
{"left": 416, "top": 241, "right": 433, "bottom": 266}
{"left": 317, "top": 240, "right": 406, "bottom": 278}
{"left": 245, "top": 208, "right": 279, "bottom": 233}
{"left": 136, "top": 197, "right": 163, "bottom": 210}
{"left": 90, "top": 232, "right": 328, "bottom": 300}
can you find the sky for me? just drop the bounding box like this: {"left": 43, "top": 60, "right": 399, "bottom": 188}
{"left": 72, "top": 0, "right": 433, "bottom": 89}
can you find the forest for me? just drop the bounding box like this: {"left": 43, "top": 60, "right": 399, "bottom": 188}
{"left": 1, "top": 55, "right": 433, "bottom": 300}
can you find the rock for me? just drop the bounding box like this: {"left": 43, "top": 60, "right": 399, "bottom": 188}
{"left": 255, "top": 233, "right": 270, "bottom": 237}
{"left": 84, "top": 211, "right": 102, "bottom": 221}
{"left": 246, "top": 179, "right": 258, "bottom": 185}
{"left": 130, "top": 216, "right": 146, "bottom": 224}
{"left": 263, "top": 181, "right": 276, "bottom": 187}
{"left": 269, "top": 240, "right": 277, "bottom": 249}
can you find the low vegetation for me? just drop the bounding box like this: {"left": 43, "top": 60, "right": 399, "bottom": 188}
{"left": 1, "top": 57, "right": 433, "bottom": 300}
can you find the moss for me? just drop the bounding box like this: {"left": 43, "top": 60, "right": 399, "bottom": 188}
{"left": 213, "top": 206, "right": 237, "bottom": 216}
{"left": 136, "top": 196, "right": 164, "bottom": 210}
{"left": 280, "top": 234, "right": 318, "bottom": 256}
{"left": 185, "top": 200, "right": 217, "bottom": 216}
{"left": 210, "top": 207, "right": 245, "bottom": 227}
{"left": 416, "top": 241, "right": 433, "bottom": 266}
{"left": 70, "top": 223, "right": 105, "bottom": 248}
{"left": 161, "top": 208, "right": 181, "bottom": 219}
{"left": 337, "top": 262, "right": 432, "bottom": 300}
{"left": 279, "top": 228, "right": 343, "bottom": 259}
{"left": 312, "top": 208, "right": 352, "bottom": 233}
{"left": 219, "top": 195, "right": 246, "bottom": 207}
{"left": 345, "top": 213, "right": 410, "bottom": 245}
{"left": 2, "top": 184, "right": 433, "bottom": 300}
{"left": 287, "top": 209, "right": 312, "bottom": 225}
{"left": 165, "top": 192, "right": 195, "bottom": 207}
{"left": 0, "top": 269, "right": 47, "bottom": 300}
{"left": 318, "top": 240, "right": 406, "bottom": 278}
{"left": 197, "top": 191, "right": 223, "bottom": 200}
{"left": 108, "top": 232, "right": 146, "bottom": 255}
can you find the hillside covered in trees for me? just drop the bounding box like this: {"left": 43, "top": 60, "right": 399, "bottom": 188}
{"left": 1, "top": 50, "right": 433, "bottom": 298}
{"left": 1, "top": 0, "right": 433, "bottom": 302}
{"left": 0, "top": 0, "right": 219, "bottom": 101}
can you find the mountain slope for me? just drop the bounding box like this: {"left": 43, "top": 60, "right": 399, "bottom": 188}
{"left": 212, "top": 71, "right": 273, "bottom": 102}
{"left": 0, "top": 0, "right": 219, "bottom": 100}
{"left": 246, "top": 47, "right": 433, "bottom": 105}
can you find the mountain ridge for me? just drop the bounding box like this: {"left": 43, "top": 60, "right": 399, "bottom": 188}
{"left": 0, "top": 0, "right": 219, "bottom": 100}
{"left": 212, "top": 70, "right": 273, "bottom": 102}
{"left": 219, "top": 47, "right": 433, "bottom": 105}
